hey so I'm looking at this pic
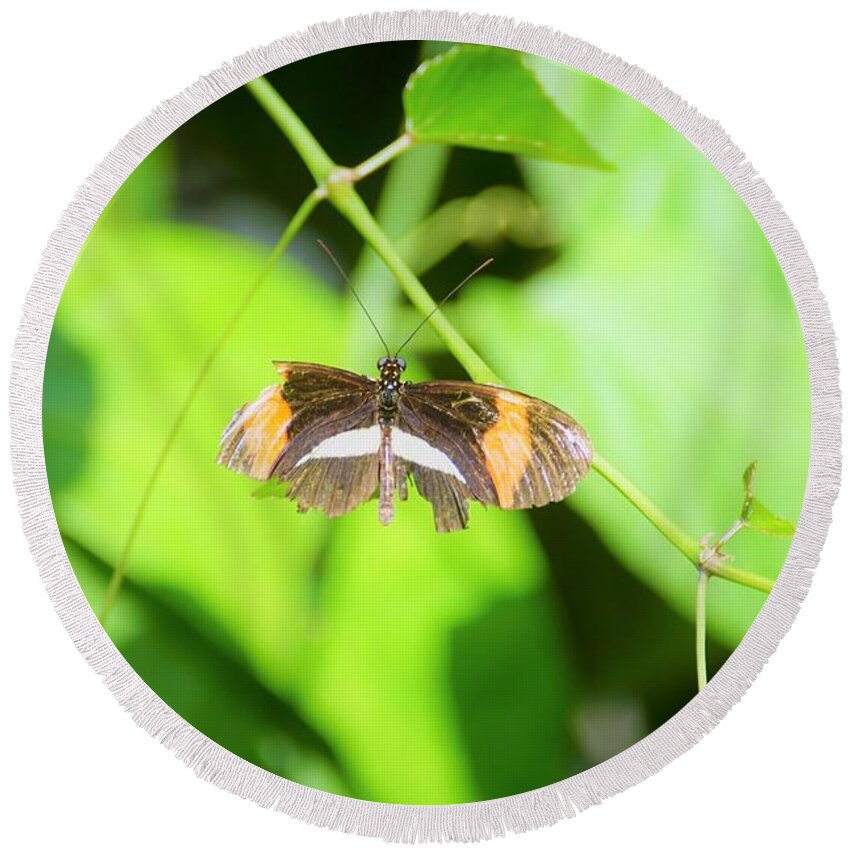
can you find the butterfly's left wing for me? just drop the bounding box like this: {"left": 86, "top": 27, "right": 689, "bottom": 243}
{"left": 218, "top": 362, "right": 382, "bottom": 518}
{"left": 397, "top": 381, "right": 592, "bottom": 531}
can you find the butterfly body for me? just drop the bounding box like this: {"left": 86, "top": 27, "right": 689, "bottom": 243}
{"left": 218, "top": 357, "right": 593, "bottom": 532}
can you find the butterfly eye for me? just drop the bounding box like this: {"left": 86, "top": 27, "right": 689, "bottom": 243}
{"left": 396, "top": 357, "right": 407, "bottom": 372}
{"left": 377, "top": 356, "right": 388, "bottom": 369}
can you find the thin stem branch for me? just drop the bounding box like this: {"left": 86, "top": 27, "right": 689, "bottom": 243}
{"left": 695, "top": 569, "right": 709, "bottom": 690}
{"left": 351, "top": 133, "right": 415, "bottom": 182}
{"left": 99, "top": 189, "right": 322, "bottom": 625}
{"left": 709, "top": 562, "right": 774, "bottom": 594}
{"left": 713, "top": 518, "right": 744, "bottom": 551}
{"left": 247, "top": 75, "right": 776, "bottom": 597}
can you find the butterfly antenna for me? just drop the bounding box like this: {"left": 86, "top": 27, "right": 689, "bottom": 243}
{"left": 395, "top": 257, "right": 494, "bottom": 356}
{"left": 317, "top": 240, "right": 391, "bottom": 357}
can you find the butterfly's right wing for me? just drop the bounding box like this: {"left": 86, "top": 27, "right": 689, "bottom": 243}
{"left": 218, "top": 362, "right": 382, "bottom": 518}
{"left": 397, "top": 380, "right": 592, "bottom": 531}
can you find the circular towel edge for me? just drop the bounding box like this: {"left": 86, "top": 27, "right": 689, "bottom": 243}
{"left": 8, "top": 9, "right": 842, "bottom": 843}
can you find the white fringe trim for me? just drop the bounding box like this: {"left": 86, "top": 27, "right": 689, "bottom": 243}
{"left": 8, "top": 9, "right": 841, "bottom": 843}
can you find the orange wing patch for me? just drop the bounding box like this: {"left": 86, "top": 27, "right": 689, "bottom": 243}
{"left": 217, "top": 385, "right": 292, "bottom": 479}
{"left": 481, "top": 391, "right": 533, "bottom": 507}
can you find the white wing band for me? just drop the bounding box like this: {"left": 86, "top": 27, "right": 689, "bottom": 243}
{"left": 293, "top": 424, "right": 465, "bottom": 483}
{"left": 294, "top": 425, "right": 382, "bottom": 464}
{"left": 392, "top": 428, "right": 465, "bottom": 481}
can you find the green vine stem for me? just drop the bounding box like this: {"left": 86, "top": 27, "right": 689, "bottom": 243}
{"left": 695, "top": 569, "right": 709, "bottom": 690}
{"left": 247, "top": 75, "right": 775, "bottom": 597}
{"left": 99, "top": 189, "right": 322, "bottom": 625}
{"left": 709, "top": 562, "right": 772, "bottom": 594}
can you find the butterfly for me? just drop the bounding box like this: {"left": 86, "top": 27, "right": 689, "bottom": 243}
{"left": 218, "top": 356, "right": 592, "bottom": 532}
{"left": 217, "top": 250, "right": 593, "bottom": 532}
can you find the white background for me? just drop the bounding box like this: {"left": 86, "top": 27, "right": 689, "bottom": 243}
{"left": 1, "top": 1, "right": 847, "bottom": 847}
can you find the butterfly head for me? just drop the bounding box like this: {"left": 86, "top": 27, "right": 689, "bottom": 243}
{"left": 377, "top": 355, "right": 406, "bottom": 380}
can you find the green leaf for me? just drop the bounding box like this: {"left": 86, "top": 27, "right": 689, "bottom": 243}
{"left": 745, "top": 498, "right": 796, "bottom": 537}
{"left": 741, "top": 462, "right": 796, "bottom": 537}
{"left": 403, "top": 45, "right": 611, "bottom": 169}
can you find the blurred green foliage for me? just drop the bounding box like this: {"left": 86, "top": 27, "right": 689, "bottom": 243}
{"left": 43, "top": 42, "right": 808, "bottom": 804}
